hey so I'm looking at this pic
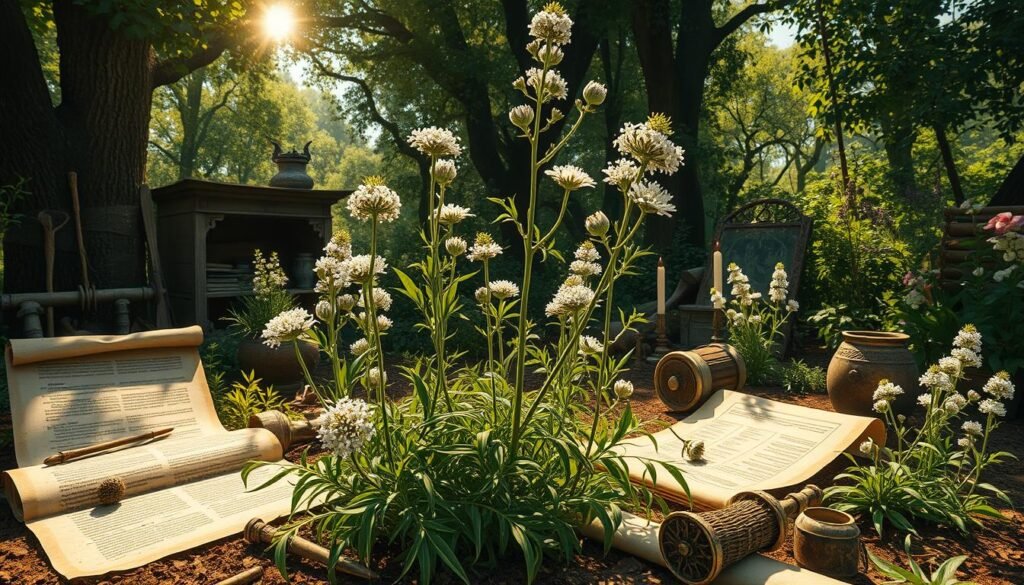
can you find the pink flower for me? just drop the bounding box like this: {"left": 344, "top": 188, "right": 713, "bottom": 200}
{"left": 984, "top": 212, "right": 1024, "bottom": 235}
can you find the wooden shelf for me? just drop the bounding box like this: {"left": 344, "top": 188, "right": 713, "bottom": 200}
{"left": 206, "top": 288, "right": 315, "bottom": 299}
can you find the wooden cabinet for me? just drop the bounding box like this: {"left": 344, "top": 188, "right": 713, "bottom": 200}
{"left": 151, "top": 179, "right": 349, "bottom": 329}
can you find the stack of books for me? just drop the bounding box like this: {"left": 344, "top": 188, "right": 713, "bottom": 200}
{"left": 206, "top": 263, "right": 254, "bottom": 295}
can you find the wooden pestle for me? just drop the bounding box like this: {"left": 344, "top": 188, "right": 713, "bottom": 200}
{"left": 244, "top": 518, "right": 378, "bottom": 580}
{"left": 214, "top": 566, "right": 262, "bottom": 585}
{"left": 780, "top": 485, "right": 823, "bottom": 521}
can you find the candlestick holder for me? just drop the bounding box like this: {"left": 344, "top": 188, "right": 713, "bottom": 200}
{"left": 646, "top": 312, "right": 673, "bottom": 362}
{"left": 711, "top": 307, "right": 724, "bottom": 343}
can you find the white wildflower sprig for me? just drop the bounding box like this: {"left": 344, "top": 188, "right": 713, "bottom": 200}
{"left": 261, "top": 308, "right": 315, "bottom": 348}
{"left": 627, "top": 180, "right": 676, "bottom": 217}
{"left": 545, "top": 165, "right": 595, "bottom": 191}
{"left": 408, "top": 127, "right": 462, "bottom": 157}
{"left": 468, "top": 233, "right": 502, "bottom": 262}
{"left": 314, "top": 397, "right": 375, "bottom": 458}
{"left": 347, "top": 178, "right": 402, "bottom": 223}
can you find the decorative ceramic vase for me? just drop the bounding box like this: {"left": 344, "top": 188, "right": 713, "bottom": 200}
{"left": 793, "top": 507, "right": 861, "bottom": 578}
{"left": 291, "top": 253, "right": 316, "bottom": 289}
{"left": 269, "top": 140, "right": 314, "bottom": 189}
{"left": 236, "top": 337, "right": 320, "bottom": 389}
{"left": 827, "top": 331, "right": 918, "bottom": 417}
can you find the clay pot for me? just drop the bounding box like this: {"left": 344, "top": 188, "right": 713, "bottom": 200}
{"left": 793, "top": 507, "right": 861, "bottom": 578}
{"left": 827, "top": 331, "right": 919, "bottom": 417}
{"left": 236, "top": 337, "right": 320, "bottom": 389}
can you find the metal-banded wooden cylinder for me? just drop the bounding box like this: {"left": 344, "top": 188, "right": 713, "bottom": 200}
{"left": 654, "top": 343, "right": 746, "bottom": 412}
{"left": 658, "top": 485, "right": 822, "bottom": 585}
{"left": 248, "top": 410, "right": 316, "bottom": 451}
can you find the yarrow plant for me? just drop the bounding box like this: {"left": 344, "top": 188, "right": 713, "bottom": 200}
{"left": 243, "top": 4, "right": 688, "bottom": 584}
{"left": 827, "top": 325, "right": 1015, "bottom": 535}
{"left": 713, "top": 262, "right": 798, "bottom": 384}
{"left": 224, "top": 249, "right": 296, "bottom": 337}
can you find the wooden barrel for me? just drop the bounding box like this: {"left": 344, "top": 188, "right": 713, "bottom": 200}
{"left": 654, "top": 343, "right": 746, "bottom": 412}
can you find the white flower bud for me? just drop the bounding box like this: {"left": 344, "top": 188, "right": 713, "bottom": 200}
{"left": 583, "top": 81, "right": 607, "bottom": 106}
{"left": 432, "top": 159, "right": 457, "bottom": 186}
{"left": 446, "top": 236, "right": 468, "bottom": 256}
{"left": 509, "top": 105, "right": 535, "bottom": 130}
{"left": 585, "top": 211, "right": 610, "bottom": 237}
{"left": 613, "top": 379, "right": 633, "bottom": 399}
{"left": 315, "top": 299, "right": 334, "bottom": 321}
{"left": 336, "top": 294, "right": 357, "bottom": 312}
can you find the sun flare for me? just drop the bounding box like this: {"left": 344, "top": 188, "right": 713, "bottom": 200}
{"left": 262, "top": 4, "right": 296, "bottom": 41}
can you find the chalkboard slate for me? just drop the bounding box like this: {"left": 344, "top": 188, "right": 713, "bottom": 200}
{"left": 715, "top": 225, "right": 804, "bottom": 302}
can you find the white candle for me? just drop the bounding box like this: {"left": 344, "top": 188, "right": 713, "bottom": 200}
{"left": 713, "top": 242, "right": 723, "bottom": 295}
{"left": 657, "top": 257, "right": 666, "bottom": 315}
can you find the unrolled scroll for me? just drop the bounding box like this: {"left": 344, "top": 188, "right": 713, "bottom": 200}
{"left": 615, "top": 389, "right": 885, "bottom": 510}
{"left": 2, "top": 327, "right": 294, "bottom": 579}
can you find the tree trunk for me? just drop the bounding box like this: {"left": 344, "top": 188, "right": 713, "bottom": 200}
{"left": 2, "top": 2, "right": 149, "bottom": 296}
{"left": 990, "top": 151, "right": 1024, "bottom": 206}
{"left": 177, "top": 70, "right": 206, "bottom": 180}
{"left": 880, "top": 120, "right": 918, "bottom": 199}
{"left": 933, "top": 124, "right": 964, "bottom": 205}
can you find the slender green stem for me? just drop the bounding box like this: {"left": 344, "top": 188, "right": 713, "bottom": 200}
{"left": 509, "top": 59, "right": 550, "bottom": 455}
{"left": 293, "top": 340, "right": 321, "bottom": 402}
{"left": 365, "top": 217, "right": 395, "bottom": 467}
{"left": 482, "top": 261, "right": 498, "bottom": 423}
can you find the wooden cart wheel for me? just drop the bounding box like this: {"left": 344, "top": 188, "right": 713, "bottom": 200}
{"left": 659, "top": 511, "right": 724, "bottom": 585}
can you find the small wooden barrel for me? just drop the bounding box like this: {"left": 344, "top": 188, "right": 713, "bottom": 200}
{"left": 654, "top": 343, "right": 746, "bottom": 412}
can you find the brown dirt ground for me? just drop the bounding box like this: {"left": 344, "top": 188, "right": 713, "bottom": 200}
{"left": 0, "top": 357, "right": 1022, "bottom": 584}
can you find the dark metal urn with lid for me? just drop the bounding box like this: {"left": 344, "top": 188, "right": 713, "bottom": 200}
{"left": 270, "top": 140, "right": 314, "bottom": 189}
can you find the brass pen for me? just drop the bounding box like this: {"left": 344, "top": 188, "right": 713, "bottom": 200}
{"left": 43, "top": 427, "right": 174, "bottom": 465}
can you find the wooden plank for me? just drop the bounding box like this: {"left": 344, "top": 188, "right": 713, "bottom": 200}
{"left": 140, "top": 185, "right": 173, "bottom": 328}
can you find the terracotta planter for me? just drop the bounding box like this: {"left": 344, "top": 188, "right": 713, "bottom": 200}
{"left": 793, "top": 507, "right": 861, "bottom": 578}
{"left": 827, "top": 331, "right": 919, "bottom": 417}
{"left": 236, "top": 337, "right": 320, "bottom": 389}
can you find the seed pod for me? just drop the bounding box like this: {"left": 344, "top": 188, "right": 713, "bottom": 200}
{"left": 97, "top": 477, "right": 126, "bottom": 505}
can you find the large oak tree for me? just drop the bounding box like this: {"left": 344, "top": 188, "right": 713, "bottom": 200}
{"left": 0, "top": 0, "right": 253, "bottom": 294}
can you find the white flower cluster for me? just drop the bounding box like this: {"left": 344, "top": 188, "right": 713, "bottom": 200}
{"left": 602, "top": 158, "right": 639, "bottom": 190}
{"left": 710, "top": 288, "right": 725, "bottom": 310}
{"left": 942, "top": 393, "right": 967, "bottom": 414}
{"left": 570, "top": 242, "right": 602, "bottom": 278}
{"left": 872, "top": 379, "right": 904, "bottom": 413}
{"left": 989, "top": 231, "right": 1024, "bottom": 264}
{"left": 528, "top": 4, "right": 572, "bottom": 45}
{"left": 727, "top": 263, "right": 759, "bottom": 306}
{"left": 516, "top": 68, "right": 568, "bottom": 101}
{"left": 314, "top": 397, "right": 375, "bottom": 458}
{"left": 341, "top": 254, "right": 388, "bottom": 283}
{"left": 919, "top": 367, "right": 954, "bottom": 394}
{"left": 252, "top": 249, "right": 288, "bottom": 298}
{"left": 261, "top": 308, "right": 316, "bottom": 348}
{"left": 993, "top": 265, "right": 1017, "bottom": 283}
{"left": 324, "top": 231, "right": 353, "bottom": 261}
{"left": 315, "top": 256, "right": 350, "bottom": 293}
{"left": 488, "top": 280, "right": 520, "bottom": 300}
{"left": 545, "top": 281, "right": 595, "bottom": 317}
{"left": 769, "top": 263, "right": 789, "bottom": 303}
{"left": 408, "top": 126, "right": 462, "bottom": 157}
{"left": 357, "top": 287, "right": 394, "bottom": 312}
{"left": 545, "top": 165, "right": 595, "bottom": 191}
{"left": 627, "top": 181, "right": 676, "bottom": 217}
{"left": 982, "top": 371, "right": 1015, "bottom": 401}
{"left": 578, "top": 335, "right": 604, "bottom": 356}
{"left": 347, "top": 182, "right": 401, "bottom": 222}
{"left": 435, "top": 203, "right": 474, "bottom": 226}
{"left": 951, "top": 324, "right": 982, "bottom": 369}
{"left": 432, "top": 159, "right": 457, "bottom": 185}
{"left": 468, "top": 233, "right": 502, "bottom": 262}
{"left": 613, "top": 121, "right": 684, "bottom": 175}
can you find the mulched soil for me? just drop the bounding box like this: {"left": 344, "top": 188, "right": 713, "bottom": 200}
{"left": 0, "top": 356, "right": 1022, "bottom": 584}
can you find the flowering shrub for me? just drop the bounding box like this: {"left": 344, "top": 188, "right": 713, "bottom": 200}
{"left": 826, "top": 325, "right": 1015, "bottom": 535}
{"left": 887, "top": 206, "right": 1024, "bottom": 373}
{"left": 243, "top": 5, "right": 687, "bottom": 583}
{"left": 224, "top": 249, "right": 296, "bottom": 337}
{"left": 712, "top": 262, "right": 797, "bottom": 384}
